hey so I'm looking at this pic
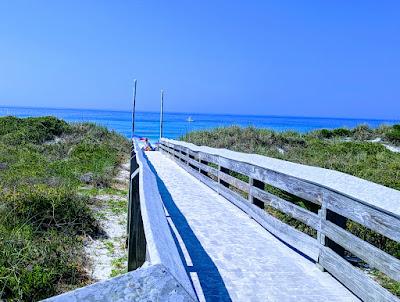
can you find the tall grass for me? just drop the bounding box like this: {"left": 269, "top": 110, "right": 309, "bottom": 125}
{"left": 181, "top": 125, "right": 400, "bottom": 190}
{"left": 0, "top": 116, "right": 130, "bottom": 301}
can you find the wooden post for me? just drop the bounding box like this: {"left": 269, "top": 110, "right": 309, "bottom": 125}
{"left": 325, "top": 210, "right": 347, "bottom": 257}
{"left": 185, "top": 148, "right": 190, "bottom": 166}
{"left": 218, "top": 166, "right": 230, "bottom": 188}
{"left": 317, "top": 199, "right": 327, "bottom": 271}
{"left": 317, "top": 194, "right": 346, "bottom": 272}
{"left": 197, "top": 155, "right": 201, "bottom": 173}
{"left": 127, "top": 153, "right": 146, "bottom": 271}
{"left": 200, "top": 159, "right": 209, "bottom": 176}
{"left": 249, "top": 178, "right": 265, "bottom": 209}
{"left": 160, "top": 89, "right": 164, "bottom": 141}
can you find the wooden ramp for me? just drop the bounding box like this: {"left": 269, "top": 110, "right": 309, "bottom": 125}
{"left": 145, "top": 151, "right": 359, "bottom": 302}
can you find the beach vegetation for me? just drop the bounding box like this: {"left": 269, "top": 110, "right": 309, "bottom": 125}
{"left": 0, "top": 116, "right": 129, "bottom": 301}
{"left": 386, "top": 124, "right": 400, "bottom": 144}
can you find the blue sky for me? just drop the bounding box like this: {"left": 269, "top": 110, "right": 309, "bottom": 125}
{"left": 0, "top": 1, "right": 399, "bottom": 119}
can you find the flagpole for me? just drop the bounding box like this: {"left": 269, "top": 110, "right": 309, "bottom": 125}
{"left": 132, "top": 79, "right": 137, "bottom": 140}
{"left": 160, "top": 89, "right": 164, "bottom": 141}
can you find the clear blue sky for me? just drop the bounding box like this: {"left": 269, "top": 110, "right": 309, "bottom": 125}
{"left": 0, "top": 1, "right": 399, "bottom": 119}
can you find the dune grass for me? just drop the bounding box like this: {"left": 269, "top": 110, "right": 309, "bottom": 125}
{"left": 0, "top": 116, "right": 130, "bottom": 301}
{"left": 181, "top": 124, "right": 400, "bottom": 190}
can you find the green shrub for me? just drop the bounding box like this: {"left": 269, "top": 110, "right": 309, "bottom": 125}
{"left": 0, "top": 226, "right": 88, "bottom": 301}
{"left": 332, "top": 128, "right": 352, "bottom": 137}
{"left": 0, "top": 116, "right": 70, "bottom": 145}
{"left": 315, "top": 129, "right": 334, "bottom": 139}
{"left": 2, "top": 185, "right": 97, "bottom": 234}
{"left": 352, "top": 124, "right": 373, "bottom": 140}
{"left": 0, "top": 116, "right": 129, "bottom": 300}
{"left": 386, "top": 124, "right": 400, "bottom": 144}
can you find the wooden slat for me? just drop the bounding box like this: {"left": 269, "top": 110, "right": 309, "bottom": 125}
{"left": 321, "top": 220, "right": 400, "bottom": 281}
{"left": 251, "top": 186, "right": 320, "bottom": 230}
{"left": 218, "top": 171, "right": 250, "bottom": 193}
{"left": 164, "top": 142, "right": 400, "bottom": 240}
{"left": 217, "top": 185, "right": 320, "bottom": 261}
{"left": 198, "top": 151, "right": 219, "bottom": 165}
{"left": 187, "top": 156, "right": 218, "bottom": 176}
{"left": 173, "top": 154, "right": 220, "bottom": 193}
{"left": 168, "top": 147, "right": 188, "bottom": 162}
{"left": 218, "top": 156, "right": 323, "bottom": 205}
{"left": 172, "top": 142, "right": 323, "bottom": 205}
{"left": 161, "top": 141, "right": 400, "bottom": 296}
{"left": 325, "top": 191, "right": 400, "bottom": 242}
{"left": 167, "top": 142, "right": 400, "bottom": 242}
{"left": 319, "top": 247, "right": 399, "bottom": 302}
{"left": 162, "top": 143, "right": 320, "bottom": 261}
{"left": 169, "top": 146, "right": 218, "bottom": 177}
{"left": 185, "top": 147, "right": 198, "bottom": 158}
{"left": 133, "top": 140, "right": 196, "bottom": 298}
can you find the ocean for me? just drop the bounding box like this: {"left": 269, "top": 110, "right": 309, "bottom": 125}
{"left": 1, "top": 106, "right": 399, "bottom": 142}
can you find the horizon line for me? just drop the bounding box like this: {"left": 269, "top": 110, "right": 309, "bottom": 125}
{"left": 0, "top": 104, "right": 399, "bottom": 123}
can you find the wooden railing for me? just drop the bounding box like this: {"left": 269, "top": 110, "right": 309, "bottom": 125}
{"left": 127, "top": 139, "right": 196, "bottom": 300}
{"left": 160, "top": 138, "right": 400, "bottom": 302}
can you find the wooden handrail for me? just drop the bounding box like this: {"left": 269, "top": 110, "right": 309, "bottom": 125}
{"left": 127, "top": 139, "right": 197, "bottom": 300}
{"left": 160, "top": 138, "right": 400, "bottom": 302}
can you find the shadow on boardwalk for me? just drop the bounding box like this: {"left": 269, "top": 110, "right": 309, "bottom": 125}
{"left": 147, "top": 158, "right": 232, "bottom": 302}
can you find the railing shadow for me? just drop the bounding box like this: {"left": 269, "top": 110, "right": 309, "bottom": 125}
{"left": 146, "top": 157, "right": 232, "bottom": 302}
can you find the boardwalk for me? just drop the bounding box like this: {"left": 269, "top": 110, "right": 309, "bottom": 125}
{"left": 145, "top": 151, "right": 359, "bottom": 302}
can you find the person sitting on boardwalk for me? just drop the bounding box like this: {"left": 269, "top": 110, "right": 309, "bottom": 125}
{"left": 142, "top": 138, "right": 154, "bottom": 151}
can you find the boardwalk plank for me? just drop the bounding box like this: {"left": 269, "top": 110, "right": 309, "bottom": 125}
{"left": 147, "top": 151, "right": 360, "bottom": 302}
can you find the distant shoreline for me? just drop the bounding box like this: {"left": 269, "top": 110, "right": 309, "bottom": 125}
{"left": 1, "top": 105, "right": 399, "bottom": 122}
{"left": 1, "top": 106, "right": 399, "bottom": 142}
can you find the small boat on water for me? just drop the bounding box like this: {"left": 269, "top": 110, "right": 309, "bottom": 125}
{"left": 187, "top": 116, "right": 194, "bottom": 122}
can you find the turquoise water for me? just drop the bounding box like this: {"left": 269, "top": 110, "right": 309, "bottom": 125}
{"left": 1, "top": 106, "right": 399, "bottom": 142}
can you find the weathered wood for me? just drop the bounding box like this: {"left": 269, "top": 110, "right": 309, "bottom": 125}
{"left": 127, "top": 152, "right": 137, "bottom": 233}
{"left": 161, "top": 140, "right": 400, "bottom": 300}
{"left": 127, "top": 152, "right": 146, "bottom": 271}
{"left": 164, "top": 142, "right": 400, "bottom": 240}
{"left": 248, "top": 178, "right": 254, "bottom": 204}
{"left": 249, "top": 178, "right": 265, "bottom": 209}
{"left": 164, "top": 153, "right": 322, "bottom": 261}
{"left": 164, "top": 147, "right": 321, "bottom": 261}
{"left": 187, "top": 155, "right": 218, "bottom": 176}
{"left": 251, "top": 186, "right": 320, "bottom": 230}
{"left": 199, "top": 159, "right": 210, "bottom": 177}
{"left": 218, "top": 166, "right": 230, "bottom": 188}
{"left": 316, "top": 203, "right": 327, "bottom": 271}
{"left": 186, "top": 147, "right": 198, "bottom": 158}
{"left": 324, "top": 191, "right": 400, "bottom": 242}
{"left": 325, "top": 208, "right": 347, "bottom": 257}
{"left": 319, "top": 247, "right": 399, "bottom": 302}
{"left": 322, "top": 220, "right": 400, "bottom": 281}
{"left": 174, "top": 155, "right": 220, "bottom": 192}
{"left": 198, "top": 151, "right": 219, "bottom": 165}
{"left": 162, "top": 138, "right": 400, "bottom": 219}
{"left": 168, "top": 147, "right": 216, "bottom": 177}
{"left": 44, "top": 264, "right": 196, "bottom": 302}
{"left": 218, "top": 170, "right": 250, "bottom": 193}
{"left": 218, "top": 156, "right": 323, "bottom": 205}
{"left": 217, "top": 184, "right": 320, "bottom": 261}
{"left": 131, "top": 140, "right": 197, "bottom": 299}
